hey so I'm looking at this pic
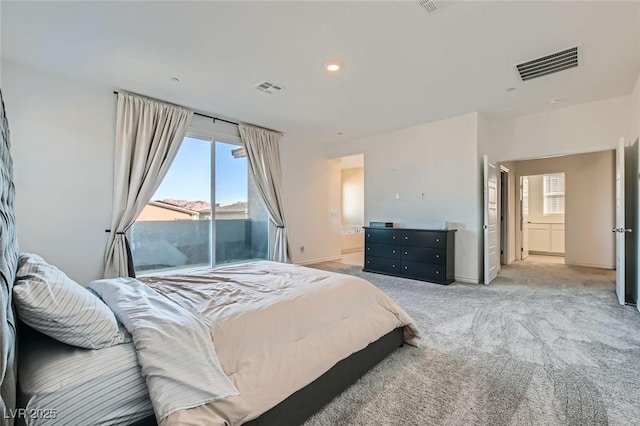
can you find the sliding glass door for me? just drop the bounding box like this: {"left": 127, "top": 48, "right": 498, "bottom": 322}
{"left": 214, "top": 140, "right": 269, "bottom": 264}
{"left": 130, "top": 136, "right": 268, "bottom": 273}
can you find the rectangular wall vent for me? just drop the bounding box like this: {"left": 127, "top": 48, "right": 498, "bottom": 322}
{"left": 417, "top": 0, "right": 448, "bottom": 14}
{"left": 417, "top": 0, "right": 439, "bottom": 14}
{"left": 255, "top": 80, "right": 283, "bottom": 95}
{"left": 516, "top": 46, "right": 579, "bottom": 81}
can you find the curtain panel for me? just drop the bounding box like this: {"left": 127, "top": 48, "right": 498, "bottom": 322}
{"left": 239, "top": 124, "right": 289, "bottom": 262}
{"left": 104, "top": 93, "right": 193, "bottom": 278}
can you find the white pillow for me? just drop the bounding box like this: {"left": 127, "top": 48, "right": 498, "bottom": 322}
{"left": 13, "top": 253, "right": 129, "bottom": 349}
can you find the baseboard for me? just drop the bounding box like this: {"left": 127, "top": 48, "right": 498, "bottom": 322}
{"left": 565, "top": 261, "right": 615, "bottom": 270}
{"left": 529, "top": 251, "right": 564, "bottom": 257}
{"left": 341, "top": 247, "right": 364, "bottom": 254}
{"left": 296, "top": 256, "right": 342, "bottom": 266}
{"left": 455, "top": 275, "right": 479, "bottom": 284}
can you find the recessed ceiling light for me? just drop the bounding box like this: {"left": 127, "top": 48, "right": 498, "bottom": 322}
{"left": 549, "top": 98, "right": 560, "bottom": 104}
{"left": 325, "top": 62, "right": 341, "bottom": 73}
{"left": 170, "top": 77, "right": 180, "bottom": 83}
{"left": 506, "top": 87, "right": 516, "bottom": 92}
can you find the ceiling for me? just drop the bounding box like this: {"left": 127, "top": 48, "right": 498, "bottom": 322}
{"left": 2, "top": 1, "right": 639, "bottom": 144}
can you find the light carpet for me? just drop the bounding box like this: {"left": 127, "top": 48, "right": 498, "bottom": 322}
{"left": 303, "top": 261, "right": 640, "bottom": 426}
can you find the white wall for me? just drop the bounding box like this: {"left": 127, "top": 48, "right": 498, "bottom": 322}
{"left": 633, "top": 72, "right": 640, "bottom": 143}
{"left": 341, "top": 167, "right": 364, "bottom": 228}
{"left": 488, "top": 95, "right": 633, "bottom": 162}
{"left": 1, "top": 60, "right": 115, "bottom": 283}
{"left": 281, "top": 136, "right": 342, "bottom": 265}
{"left": 512, "top": 152, "right": 615, "bottom": 269}
{"left": 328, "top": 113, "right": 481, "bottom": 283}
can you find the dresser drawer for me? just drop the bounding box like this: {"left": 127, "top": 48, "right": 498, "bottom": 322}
{"left": 401, "top": 246, "right": 446, "bottom": 264}
{"left": 364, "top": 229, "right": 400, "bottom": 245}
{"left": 364, "top": 256, "right": 401, "bottom": 275}
{"left": 399, "top": 230, "right": 446, "bottom": 248}
{"left": 366, "top": 243, "right": 401, "bottom": 259}
{"left": 401, "top": 260, "right": 445, "bottom": 282}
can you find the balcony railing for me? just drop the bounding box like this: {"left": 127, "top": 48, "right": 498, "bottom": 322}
{"left": 130, "top": 219, "right": 268, "bottom": 273}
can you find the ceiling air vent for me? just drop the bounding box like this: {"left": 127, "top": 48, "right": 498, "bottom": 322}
{"left": 516, "top": 46, "right": 579, "bottom": 81}
{"left": 255, "top": 80, "right": 283, "bottom": 95}
{"left": 417, "top": 0, "right": 441, "bottom": 14}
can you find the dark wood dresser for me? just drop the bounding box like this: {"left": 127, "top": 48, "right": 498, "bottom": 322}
{"left": 363, "top": 227, "right": 456, "bottom": 285}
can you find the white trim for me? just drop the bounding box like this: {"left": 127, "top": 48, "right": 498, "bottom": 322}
{"left": 296, "top": 256, "right": 342, "bottom": 266}
{"left": 565, "top": 261, "right": 615, "bottom": 270}
{"left": 341, "top": 247, "right": 364, "bottom": 254}
{"left": 455, "top": 275, "right": 479, "bottom": 284}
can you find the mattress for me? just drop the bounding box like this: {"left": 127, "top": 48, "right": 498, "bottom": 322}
{"left": 18, "top": 329, "right": 153, "bottom": 426}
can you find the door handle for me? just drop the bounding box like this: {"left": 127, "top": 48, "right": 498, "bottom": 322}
{"left": 612, "top": 228, "right": 633, "bottom": 233}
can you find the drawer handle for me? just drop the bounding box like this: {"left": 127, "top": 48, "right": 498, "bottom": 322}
{"left": 404, "top": 251, "right": 408, "bottom": 255}
{"left": 367, "top": 234, "right": 370, "bottom": 237}
{"left": 404, "top": 266, "right": 408, "bottom": 270}
{"left": 435, "top": 271, "right": 440, "bottom": 274}
{"left": 436, "top": 238, "right": 440, "bottom": 242}
{"left": 392, "top": 236, "right": 396, "bottom": 240}
{"left": 405, "top": 236, "right": 408, "bottom": 240}
{"left": 392, "top": 250, "right": 396, "bottom": 254}
{"left": 436, "top": 254, "right": 440, "bottom": 258}
{"left": 367, "top": 247, "right": 370, "bottom": 251}
{"left": 367, "top": 260, "right": 370, "bottom": 264}
{"left": 392, "top": 264, "right": 396, "bottom": 268}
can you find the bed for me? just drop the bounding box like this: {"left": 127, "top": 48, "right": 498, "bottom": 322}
{"left": 0, "top": 90, "right": 418, "bottom": 426}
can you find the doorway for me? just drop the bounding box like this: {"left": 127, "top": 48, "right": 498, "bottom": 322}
{"left": 500, "top": 167, "right": 509, "bottom": 265}
{"left": 496, "top": 150, "right": 615, "bottom": 273}
{"left": 520, "top": 173, "right": 566, "bottom": 265}
{"left": 337, "top": 154, "right": 365, "bottom": 266}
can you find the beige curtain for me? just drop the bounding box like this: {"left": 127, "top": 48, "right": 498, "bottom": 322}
{"left": 239, "top": 124, "right": 289, "bottom": 262}
{"left": 104, "top": 93, "right": 193, "bottom": 278}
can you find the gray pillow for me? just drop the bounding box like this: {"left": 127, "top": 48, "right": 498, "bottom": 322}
{"left": 13, "top": 253, "right": 129, "bottom": 349}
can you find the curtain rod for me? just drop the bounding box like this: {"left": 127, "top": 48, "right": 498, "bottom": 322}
{"left": 113, "top": 91, "right": 238, "bottom": 126}
{"left": 112, "top": 91, "right": 281, "bottom": 133}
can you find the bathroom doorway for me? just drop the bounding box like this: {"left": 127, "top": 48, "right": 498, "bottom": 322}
{"left": 520, "top": 173, "right": 566, "bottom": 264}
{"left": 338, "top": 154, "right": 364, "bottom": 266}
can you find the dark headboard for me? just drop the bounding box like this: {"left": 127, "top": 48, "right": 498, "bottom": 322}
{"left": 0, "top": 89, "right": 19, "bottom": 426}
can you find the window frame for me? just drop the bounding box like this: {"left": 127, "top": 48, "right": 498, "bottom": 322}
{"left": 542, "top": 173, "right": 565, "bottom": 216}
{"left": 133, "top": 115, "right": 268, "bottom": 274}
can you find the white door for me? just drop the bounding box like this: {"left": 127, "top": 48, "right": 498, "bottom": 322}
{"left": 484, "top": 156, "right": 499, "bottom": 284}
{"left": 616, "top": 137, "right": 626, "bottom": 305}
{"left": 521, "top": 176, "right": 530, "bottom": 260}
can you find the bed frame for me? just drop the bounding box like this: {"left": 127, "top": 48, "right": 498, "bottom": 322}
{"left": 0, "top": 90, "right": 403, "bottom": 426}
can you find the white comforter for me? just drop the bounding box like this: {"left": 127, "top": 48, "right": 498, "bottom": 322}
{"left": 89, "top": 261, "right": 419, "bottom": 426}
{"left": 88, "top": 277, "right": 247, "bottom": 424}
{"left": 140, "top": 261, "right": 420, "bottom": 425}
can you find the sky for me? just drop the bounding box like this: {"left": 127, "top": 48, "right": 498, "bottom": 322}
{"left": 153, "top": 136, "right": 248, "bottom": 205}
